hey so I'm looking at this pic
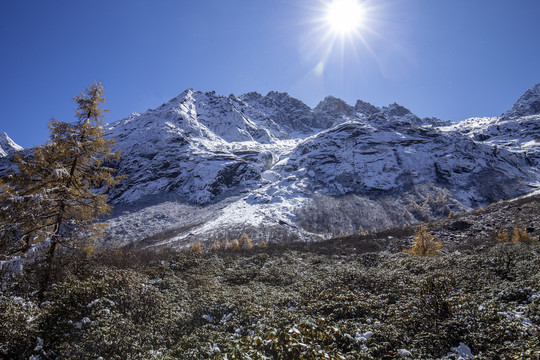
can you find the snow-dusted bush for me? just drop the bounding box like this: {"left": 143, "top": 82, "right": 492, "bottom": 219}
{"left": 1, "top": 239, "right": 538, "bottom": 358}
{"left": 0, "top": 295, "right": 40, "bottom": 358}
{"left": 38, "top": 268, "right": 176, "bottom": 358}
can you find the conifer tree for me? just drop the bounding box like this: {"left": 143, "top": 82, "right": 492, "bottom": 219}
{"left": 0, "top": 82, "right": 122, "bottom": 264}
{"left": 239, "top": 233, "right": 254, "bottom": 250}
{"left": 404, "top": 224, "right": 443, "bottom": 256}
{"left": 511, "top": 227, "right": 532, "bottom": 242}
{"left": 496, "top": 228, "right": 510, "bottom": 242}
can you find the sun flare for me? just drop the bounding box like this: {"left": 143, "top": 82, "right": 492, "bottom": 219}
{"left": 325, "top": 0, "right": 366, "bottom": 35}
{"left": 302, "top": 0, "right": 381, "bottom": 78}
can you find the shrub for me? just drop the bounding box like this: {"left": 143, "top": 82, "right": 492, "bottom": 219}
{"left": 220, "top": 318, "right": 365, "bottom": 359}
{"left": 416, "top": 276, "right": 453, "bottom": 324}
{"left": 38, "top": 268, "right": 176, "bottom": 358}
{"left": 0, "top": 295, "right": 40, "bottom": 358}
{"left": 2, "top": 227, "right": 539, "bottom": 359}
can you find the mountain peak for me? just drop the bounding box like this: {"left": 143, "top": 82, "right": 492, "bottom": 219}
{"left": 354, "top": 99, "right": 380, "bottom": 116}
{"left": 2, "top": 88, "right": 540, "bottom": 250}
{"left": 240, "top": 91, "right": 263, "bottom": 102}
{"left": 258, "top": 91, "right": 310, "bottom": 110}
{"left": 505, "top": 83, "right": 540, "bottom": 117}
{"left": 375, "top": 103, "right": 424, "bottom": 126}
{"left": 265, "top": 91, "right": 293, "bottom": 101}
{"left": 315, "top": 96, "right": 353, "bottom": 113}
{"left": 312, "top": 96, "right": 355, "bottom": 129}
{"left": 382, "top": 103, "right": 413, "bottom": 116}
{"left": 0, "top": 132, "right": 23, "bottom": 158}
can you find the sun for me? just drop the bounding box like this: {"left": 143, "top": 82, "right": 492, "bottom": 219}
{"left": 300, "top": 0, "right": 382, "bottom": 77}
{"left": 325, "top": 0, "right": 366, "bottom": 35}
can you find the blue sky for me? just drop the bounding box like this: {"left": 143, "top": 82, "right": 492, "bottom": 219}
{"left": 1, "top": 0, "right": 539, "bottom": 148}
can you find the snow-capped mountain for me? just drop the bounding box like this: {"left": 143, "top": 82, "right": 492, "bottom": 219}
{"left": 0, "top": 132, "right": 23, "bottom": 158}
{"left": 99, "top": 85, "right": 540, "bottom": 249}
{"left": 2, "top": 85, "right": 539, "bottom": 249}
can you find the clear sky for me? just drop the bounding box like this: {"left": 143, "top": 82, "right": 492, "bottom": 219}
{"left": 1, "top": 0, "right": 539, "bottom": 148}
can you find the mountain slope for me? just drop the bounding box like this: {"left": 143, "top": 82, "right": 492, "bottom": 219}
{"left": 96, "top": 85, "right": 540, "bottom": 249}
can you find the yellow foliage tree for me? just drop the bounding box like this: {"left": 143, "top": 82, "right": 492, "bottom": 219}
{"left": 239, "top": 233, "right": 254, "bottom": 250}
{"left": 221, "top": 237, "right": 231, "bottom": 249}
{"left": 511, "top": 227, "right": 532, "bottom": 242}
{"left": 0, "top": 82, "right": 122, "bottom": 264}
{"left": 189, "top": 241, "right": 204, "bottom": 254}
{"left": 209, "top": 240, "right": 221, "bottom": 252}
{"left": 357, "top": 226, "right": 368, "bottom": 236}
{"left": 230, "top": 239, "right": 241, "bottom": 251}
{"left": 496, "top": 228, "right": 510, "bottom": 242}
{"left": 404, "top": 224, "right": 443, "bottom": 256}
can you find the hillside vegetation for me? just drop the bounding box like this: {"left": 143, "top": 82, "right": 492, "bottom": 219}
{"left": 1, "top": 194, "right": 539, "bottom": 359}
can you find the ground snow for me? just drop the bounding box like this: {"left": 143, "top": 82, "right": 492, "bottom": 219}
{"left": 444, "top": 342, "right": 474, "bottom": 359}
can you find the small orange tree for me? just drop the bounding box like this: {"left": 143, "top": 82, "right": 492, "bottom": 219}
{"left": 189, "top": 241, "right": 204, "bottom": 254}
{"left": 496, "top": 228, "right": 510, "bottom": 242}
{"left": 511, "top": 227, "right": 533, "bottom": 242}
{"left": 404, "top": 224, "right": 443, "bottom": 256}
{"left": 238, "top": 233, "right": 254, "bottom": 250}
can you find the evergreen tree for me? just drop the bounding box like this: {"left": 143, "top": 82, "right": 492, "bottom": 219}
{"left": 0, "top": 82, "right": 122, "bottom": 264}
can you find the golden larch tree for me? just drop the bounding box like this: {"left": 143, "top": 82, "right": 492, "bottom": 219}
{"left": 0, "top": 82, "right": 122, "bottom": 264}
{"left": 404, "top": 224, "right": 443, "bottom": 256}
